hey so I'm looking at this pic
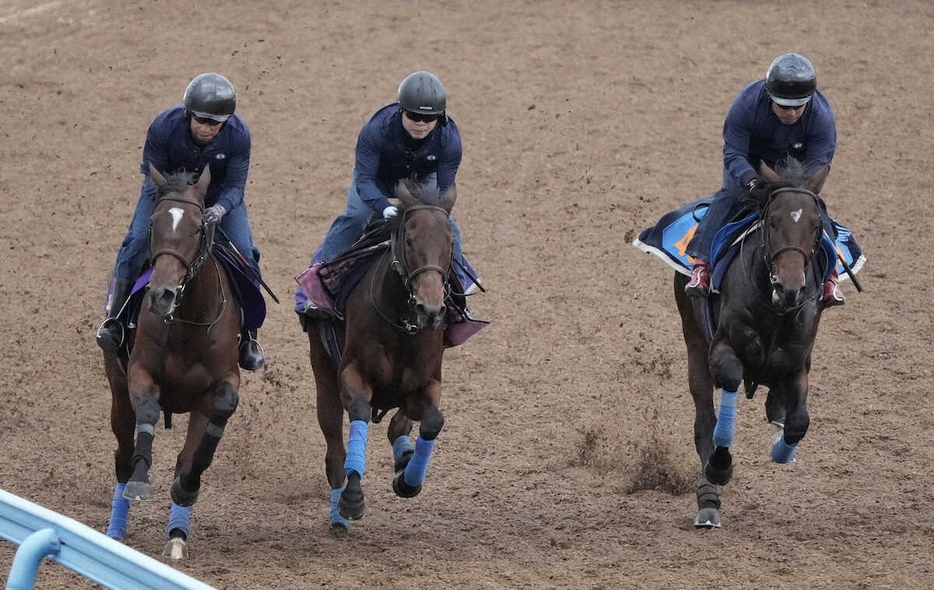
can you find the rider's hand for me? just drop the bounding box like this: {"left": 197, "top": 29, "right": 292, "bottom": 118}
{"left": 744, "top": 178, "right": 759, "bottom": 194}
{"left": 382, "top": 205, "right": 399, "bottom": 219}
{"left": 204, "top": 204, "right": 226, "bottom": 226}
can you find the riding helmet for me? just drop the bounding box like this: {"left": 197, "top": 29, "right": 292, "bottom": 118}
{"left": 397, "top": 71, "right": 446, "bottom": 117}
{"left": 765, "top": 53, "right": 817, "bottom": 108}
{"left": 183, "top": 73, "right": 236, "bottom": 123}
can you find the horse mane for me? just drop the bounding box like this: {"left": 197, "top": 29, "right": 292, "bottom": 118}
{"left": 153, "top": 170, "right": 193, "bottom": 199}
{"left": 746, "top": 157, "right": 810, "bottom": 210}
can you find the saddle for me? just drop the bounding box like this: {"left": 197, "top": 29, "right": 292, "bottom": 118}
{"left": 294, "top": 222, "right": 488, "bottom": 358}
{"left": 632, "top": 196, "right": 866, "bottom": 289}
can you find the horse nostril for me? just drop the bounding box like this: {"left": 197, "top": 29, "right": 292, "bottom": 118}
{"left": 416, "top": 303, "right": 427, "bottom": 316}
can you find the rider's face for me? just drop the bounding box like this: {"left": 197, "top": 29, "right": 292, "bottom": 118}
{"left": 401, "top": 110, "right": 439, "bottom": 140}
{"left": 189, "top": 115, "right": 223, "bottom": 142}
{"left": 771, "top": 101, "right": 807, "bottom": 125}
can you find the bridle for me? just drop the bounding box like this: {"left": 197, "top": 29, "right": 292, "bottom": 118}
{"left": 761, "top": 187, "right": 823, "bottom": 270}
{"left": 148, "top": 195, "right": 224, "bottom": 325}
{"left": 371, "top": 204, "right": 452, "bottom": 334}
{"left": 756, "top": 186, "right": 825, "bottom": 312}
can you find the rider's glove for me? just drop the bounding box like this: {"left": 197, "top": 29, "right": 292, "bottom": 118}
{"left": 382, "top": 205, "right": 399, "bottom": 219}
{"left": 204, "top": 204, "right": 226, "bottom": 226}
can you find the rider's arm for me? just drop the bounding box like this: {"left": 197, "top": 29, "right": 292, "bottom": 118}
{"left": 722, "top": 84, "right": 760, "bottom": 189}
{"left": 436, "top": 121, "right": 463, "bottom": 196}
{"left": 215, "top": 122, "right": 251, "bottom": 213}
{"left": 353, "top": 121, "right": 393, "bottom": 213}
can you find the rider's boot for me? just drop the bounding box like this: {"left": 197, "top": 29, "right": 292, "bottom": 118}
{"left": 822, "top": 269, "right": 845, "bottom": 308}
{"left": 685, "top": 258, "right": 711, "bottom": 298}
{"left": 239, "top": 329, "right": 265, "bottom": 371}
{"left": 96, "top": 278, "right": 134, "bottom": 354}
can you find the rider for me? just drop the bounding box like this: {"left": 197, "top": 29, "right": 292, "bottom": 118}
{"left": 312, "top": 70, "right": 480, "bottom": 301}
{"left": 96, "top": 72, "right": 267, "bottom": 370}
{"left": 684, "top": 53, "right": 845, "bottom": 307}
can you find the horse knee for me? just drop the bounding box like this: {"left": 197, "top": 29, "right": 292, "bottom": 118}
{"left": 346, "top": 398, "right": 370, "bottom": 423}
{"left": 135, "top": 396, "right": 161, "bottom": 427}
{"left": 711, "top": 352, "right": 743, "bottom": 393}
{"left": 419, "top": 406, "right": 445, "bottom": 441}
{"left": 212, "top": 384, "right": 239, "bottom": 424}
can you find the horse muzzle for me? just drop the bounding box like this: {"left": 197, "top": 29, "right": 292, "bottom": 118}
{"left": 148, "top": 285, "right": 182, "bottom": 317}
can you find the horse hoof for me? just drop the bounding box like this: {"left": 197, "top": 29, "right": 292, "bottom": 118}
{"left": 694, "top": 508, "right": 722, "bottom": 529}
{"left": 392, "top": 470, "right": 422, "bottom": 499}
{"left": 338, "top": 490, "right": 366, "bottom": 521}
{"left": 162, "top": 537, "right": 189, "bottom": 560}
{"left": 123, "top": 481, "right": 152, "bottom": 502}
{"left": 329, "top": 517, "right": 350, "bottom": 533}
{"left": 170, "top": 479, "right": 199, "bottom": 507}
{"left": 703, "top": 459, "right": 733, "bottom": 486}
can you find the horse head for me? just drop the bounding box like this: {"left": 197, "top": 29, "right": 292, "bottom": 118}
{"left": 749, "top": 159, "right": 825, "bottom": 308}
{"left": 146, "top": 165, "right": 212, "bottom": 318}
{"left": 390, "top": 180, "right": 457, "bottom": 331}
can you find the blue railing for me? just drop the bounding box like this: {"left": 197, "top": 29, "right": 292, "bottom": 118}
{"left": 0, "top": 489, "right": 214, "bottom": 590}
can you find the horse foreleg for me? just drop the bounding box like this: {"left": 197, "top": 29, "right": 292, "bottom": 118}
{"left": 171, "top": 383, "right": 239, "bottom": 507}
{"left": 705, "top": 340, "right": 743, "bottom": 486}
{"left": 387, "top": 411, "right": 415, "bottom": 472}
{"left": 393, "top": 382, "right": 445, "bottom": 499}
{"left": 770, "top": 371, "right": 810, "bottom": 463}
{"left": 124, "top": 387, "right": 161, "bottom": 502}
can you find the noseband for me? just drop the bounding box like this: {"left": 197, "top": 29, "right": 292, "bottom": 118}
{"left": 148, "top": 195, "right": 214, "bottom": 302}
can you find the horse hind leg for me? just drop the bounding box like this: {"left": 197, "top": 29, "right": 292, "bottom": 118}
{"left": 162, "top": 503, "right": 190, "bottom": 560}
{"left": 171, "top": 383, "right": 240, "bottom": 507}
{"left": 387, "top": 410, "right": 415, "bottom": 472}
{"left": 694, "top": 477, "right": 722, "bottom": 528}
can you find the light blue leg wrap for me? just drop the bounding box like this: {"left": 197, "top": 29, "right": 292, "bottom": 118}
{"left": 712, "top": 389, "right": 739, "bottom": 448}
{"left": 344, "top": 420, "right": 369, "bottom": 478}
{"left": 329, "top": 487, "right": 348, "bottom": 528}
{"left": 166, "top": 503, "right": 190, "bottom": 538}
{"left": 403, "top": 436, "right": 436, "bottom": 487}
{"left": 771, "top": 437, "right": 799, "bottom": 463}
{"left": 393, "top": 435, "right": 414, "bottom": 466}
{"left": 106, "top": 483, "right": 130, "bottom": 539}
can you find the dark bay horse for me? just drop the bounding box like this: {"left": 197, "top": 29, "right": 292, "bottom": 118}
{"left": 307, "top": 180, "right": 456, "bottom": 530}
{"left": 103, "top": 166, "right": 241, "bottom": 558}
{"left": 674, "top": 161, "right": 831, "bottom": 528}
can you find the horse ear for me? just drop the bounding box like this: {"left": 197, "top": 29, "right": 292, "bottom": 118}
{"left": 148, "top": 164, "right": 166, "bottom": 189}
{"left": 807, "top": 166, "right": 829, "bottom": 194}
{"left": 395, "top": 180, "right": 420, "bottom": 208}
{"left": 439, "top": 184, "right": 457, "bottom": 214}
{"left": 194, "top": 166, "right": 211, "bottom": 198}
{"left": 758, "top": 162, "right": 780, "bottom": 183}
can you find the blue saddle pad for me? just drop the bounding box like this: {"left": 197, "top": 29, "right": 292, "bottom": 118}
{"left": 633, "top": 197, "right": 866, "bottom": 285}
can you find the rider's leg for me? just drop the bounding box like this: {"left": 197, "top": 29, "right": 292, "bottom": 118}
{"left": 219, "top": 206, "right": 268, "bottom": 370}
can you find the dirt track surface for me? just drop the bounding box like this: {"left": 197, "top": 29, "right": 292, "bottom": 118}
{"left": 2, "top": 1, "right": 934, "bottom": 588}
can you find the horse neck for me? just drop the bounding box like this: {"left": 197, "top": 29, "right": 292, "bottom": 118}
{"left": 177, "top": 256, "right": 227, "bottom": 319}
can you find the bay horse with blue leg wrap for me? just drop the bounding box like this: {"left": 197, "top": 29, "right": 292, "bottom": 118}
{"left": 102, "top": 166, "right": 241, "bottom": 558}
{"left": 674, "top": 159, "right": 831, "bottom": 528}
{"left": 306, "top": 180, "right": 455, "bottom": 530}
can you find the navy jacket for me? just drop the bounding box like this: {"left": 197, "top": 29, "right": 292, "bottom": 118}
{"left": 722, "top": 80, "right": 836, "bottom": 192}
{"left": 353, "top": 104, "right": 462, "bottom": 213}
{"left": 140, "top": 105, "right": 252, "bottom": 213}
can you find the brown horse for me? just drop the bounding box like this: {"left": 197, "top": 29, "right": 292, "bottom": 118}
{"left": 674, "top": 160, "right": 831, "bottom": 528}
{"left": 103, "top": 166, "right": 241, "bottom": 558}
{"left": 306, "top": 180, "right": 456, "bottom": 530}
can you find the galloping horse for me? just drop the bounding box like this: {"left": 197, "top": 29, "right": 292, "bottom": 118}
{"left": 674, "top": 160, "right": 831, "bottom": 528}
{"left": 103, "top": 166, "right": 241, "bottom": 558}
{"left": 306, "top": 180, "right": 455, "bottom": 530}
